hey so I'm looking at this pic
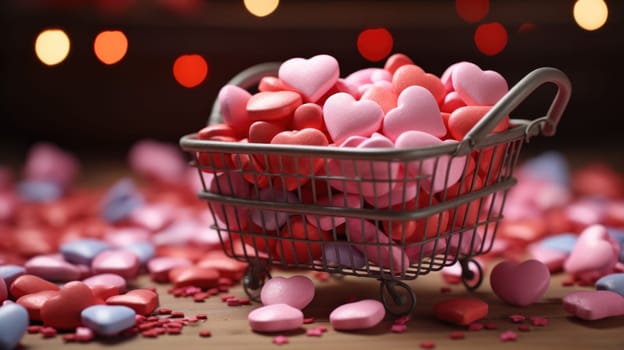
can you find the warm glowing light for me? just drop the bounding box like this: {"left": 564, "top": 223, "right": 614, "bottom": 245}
{"left": 573, "top": 0, "right": 608, "bottom": 31}
{"left": 474, "top": 22, "right": 508, "bottom": 56}
{"left": 244, "top": 0, "right": 279, "bottom": 17}
{"left": 35, "top": 29, "right": 70, "bottom": 66}
{"left": 357, "top": 28, "right": 394, "bottom": 62}
{"left": 456, "top": 0, "right": 489, "bottom": 23}
{"left": 173, "top": 54, "right": 208, "bottom": 88}
{"left": 94, "top": 30, "right": 128, "bottom": 65}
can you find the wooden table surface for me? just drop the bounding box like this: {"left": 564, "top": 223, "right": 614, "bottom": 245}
{"left": 20, "top": 265, "right": 624, "bottom": 350}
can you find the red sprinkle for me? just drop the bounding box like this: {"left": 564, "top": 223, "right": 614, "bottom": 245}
{"left": 220, "top": 294, "right": 236, "bottom": 302}
{"left": 218, "top": 286, "right": 230, "bottom": 293}
{"left": 62, "top": 334, "right": 77, "bottom": 342}
{"left": 500, "top": 330, "right": 517, "bottom": 342}
{"left": 199, "top": 330, "right": 212, "bottom": 338}
{"left": 303, "top": 317, "right": 315, "bottom": 324}
{"left": 272, "top": 335, "right": 289, "bottom": 345}
{"left": 391, "top": 324, "right": 407, "bottom": 333}
{"left": 238, "top": 297, "right": 251, "bottom": 305}
{"left": 393, "top": 315, "right": 411, "bottom": 325}
{"left": 306, "top": 328, "right": 323, "bottom": 337}
{"left": 313, "top": 271, "right": 330, "bottom": 282}
{"left": 171, "top": 311, "right": 185, "bottom": 318}
{"left": 518, "top": 324, "right": 531, "bottom": 332}
{"left": 419, "top": 340, "right": 436, "bottom": 349}
{"left": 561, "top": 278, "right": 575, "bottom": 287}
{"left": 196, "top": 314, "right": 208, "bottom": 320}
{"left": 508, "top": 314, "right": 526, "bottom": 323}
{"left": 27, "top": 325, "right": 42, "bottom": 334}
{"left": 135, "top": 314, "right": 146, "bottom": 323}
{"left": 167, "top": 328, "right": 182, "bottom": 335}
{"left": 41, "top": 327, "right": 57, "bottom": 338}
{"left": 450, "top": 331, "right": 465, "bottom": 340}
{"left": 467, "top": 323, "right": 484, "bottom": 331}
{"left": 440, "top": 286, "right": 452, "bottom": 294}
{"left": 186, "top": 317, "right": 199, "bottom": 323}
{"left": 147, "top": 316, "right": 159, "bottom": 322}
{"left": 142, "top": 330, "right": 159, "bottom": 338}
{"left": 530, "top": 316, "right": 548, "bottom": 327}
{"left": 227, "top": 298, "right": 241, "bottom": 306}
{"left": 158, "top": 308, "right": 172, "bottom": 315}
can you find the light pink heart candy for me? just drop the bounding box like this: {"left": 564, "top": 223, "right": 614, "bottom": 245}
{"left": 329, "top": 299, "right": 385, "bottom": 331}
{"left": 128, "top": 203, "right": 175, "bottom": 232}
{"left": 564, "top": 224, "right": 620, "bottom": 276}
{"left": 208, "top": 172, "right": 250, "bottom": 231}
{"left": 218, "top": 84, "right": 252, "bottom": 137}
{"left": 24, "top": 254, "right": 81, "bottom": 282}
{"left": 147, "top": 256, "right": 192, "bottom": 283}
{"left": 563, "top": 290, "right": 624, "bottom": 320}
{"left": 451, "top": 62, "right": 508, "bottom": 106}
{"left": 327, "top": 135, "right": 397, "bottom": 197}
{"left": 128, "top": 140, "right": 187, "bottom": 184}
{"left": 363, "top": 168, "right": 417, "bottom": 208}
{"left": 323, "top": 92, "right": 383, "bottom": 145}
{"left": 260, "top": 275, "right": 315, "bottom": 310}
{"left": 383, "top": 85, "right": 445, "bottom": 141}
{"left": 440, "top": 61, "right": 464, "bottom": 93}
{"left": 248, "top": 303, "right": 304, "bottom": 333}
{"left": 345, "top": 218, "right": 409, "bottom": 273}
{"left": 305, "top": 193, "right": 362, "bottom": 231}
{"left": 23, "top": 142, "right": 79, "bottom": 188}
{"left": 490, "top": 259, "right": 551, "bottom": 307}
{"left": 104, "top": 227, "right": 151, "bottom": 247}
{"left": 395, "top": 131, "right": 465, "bottom": 193}
{"left": 82, "top": 274, "right": 127, "bottom": 294}
{"left": 344, "top": 68, "right": 385, "bottom": 87}
{"left": 91, "top": 250, "right": 140, "bottom": 280}
{"left": 279, "top": 54, "right": 339, "bottom": 102}
{"left": 527, "top": 244, "right": 568, "bottom": 272}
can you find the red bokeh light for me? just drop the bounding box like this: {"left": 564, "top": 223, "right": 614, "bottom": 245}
{"left": 456, "top": 0, "right": 490, "bottom": 23}
{"left": 173, "top": 54, "right": 208, "bottom": 88}
{"left": 474, "top": 22, "right": 508, "bottom": 56}
{"left": 357, "top": 27, "right": 394, "bottom": 62}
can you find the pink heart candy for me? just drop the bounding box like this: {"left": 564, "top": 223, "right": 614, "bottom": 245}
{"left": 383, "top": 85, "right": 445, "bottom": 141}
{"left": 564, "top": 224, "right": 620, "bottom": 277}
{"left": 82, "top": 273, "right": 127, "bottom": 294}
{"left": 451, "top": 62, "right": 508, "bottom": 106}
{"left": 440, "top": 62, "right": 464, "bottom": 92}
{"left": 248, "top": 303, "right": 304, "bottom": 333}
{"left": 128, "top": 139, "right": 187, "bottom": 184}
{"left": 208, "top": 172, "right": 250, "bottom": 231}
{"left": 563, "top": 290, "right": 624, "bottom": 320}
{"left": 327, "top": 134, "right": 398, "bottom": 197}
{"left": 329, "top": 299, "right": 385, "bottom": 331}
{"left": 24, "top": 254, "right": 81, "bottom": 282}
{"left": 440, "top": 91, "right": 466, "bottom": 114}
{"left": 345, "top": 218, "right": 409, "bottom": 273}
{"left": 260, "top": 275, "right": 315, "bottom": 310}
{"left": 91, "top": 250, "right": 140, "bottom": 280}
{"left": 305, "top": 193, "right": 363, "bottom": 231}
{"left": 251, "top": 188, "right": 299, "bottom": 231}
{"left": 23, "top": 142, "right": 79, "bottom": 188}
{"left": 360, "top": 84, "right": 398, "bottom": 115}
{"left": 218, "top": 84, "right": 252, "bottom": 137}
{"left": 147, "top": 256, "right": 193, "bottom": 283}
{"left": 490, "top": 259, "right": 551, "bottom": 307}
{"left": 527, "top": 244, "right": 568, "bottom": 272}
{"left": 363, "top": 168, "right": 418, "bottom": 208}
{"left": 278, "top": 54, "right": 339, "bottom": 102}
{"left": 344, "top": 68, "right": 385, "bottom": 87}
{"left": 246, "top": 91, "right": 302, "bottom": 121}
{"left": 395, "top": 131, "right": 465, "bottom": 193}
{"left": 323, "top": 92, "right": 383, "bottom": 145}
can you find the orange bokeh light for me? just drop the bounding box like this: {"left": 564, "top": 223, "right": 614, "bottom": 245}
{"left": 474, "top": 22, "right": 508, "bottom": 56}
{"left": 456, "top": 0, "right": 490, "bottom": 23}
{"left": 357, "top": 27, "right": 393, "bottom": 62}
{"left": 173, "top": 54, "right": 208, "bottom": 88}
{"left": 94, "top": 30, "right": 128, "bottom": 65}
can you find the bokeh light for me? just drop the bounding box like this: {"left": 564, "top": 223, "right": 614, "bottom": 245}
{"left": 35, "top": 29, "right": 71, "bottom": 66}
{"left": 474, "top": 22, "right": 508, "bottom": 56}
{"left": 455, "top": 0, "right": 490, "bottom": 23}
{"left": 573, "top": 0, "right": 608, "bottom": 31}
{"left": 357, "top": 27, "right": 394, "bottom": 62}
{"left": 94, "top": 30, "right": 128, "bottom": 65}
{"left": 244, "top": 0, "right": 279, "bottom": 17}
{"left": 173, "top": 54, "right": 208, "bottom": 88}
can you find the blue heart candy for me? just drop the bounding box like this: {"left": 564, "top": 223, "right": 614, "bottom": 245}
{"left": 81, "top": 304, "right": 136, "bottom": 336}
{"left": 60, "top": 238, "right": 112, "bottom": 265}
{"left": 100, "top": 178, "right": 144, "bottom": 223}
{"left": 0, "top": 303, "right": 29, "bottom": 350}
{"left": 596, "top": 273, "right": 624, "bottom": 297}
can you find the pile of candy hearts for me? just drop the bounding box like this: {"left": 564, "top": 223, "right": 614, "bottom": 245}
{"left": 193, "top": 53, "right": 514, "bottom": 270}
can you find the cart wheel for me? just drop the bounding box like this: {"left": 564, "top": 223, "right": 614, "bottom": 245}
{"left": 460, "top": 258, "right": 483, "bottom": 291}
{"left": 379, "top": 280, "right": 416, "bottom": 317}
{"left": 242, "top": 263, "right": 271, "bottom": 302}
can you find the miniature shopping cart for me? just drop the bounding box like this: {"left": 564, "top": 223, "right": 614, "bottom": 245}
{"left": 180, "top": 63, "right": 571, "bottom": 316}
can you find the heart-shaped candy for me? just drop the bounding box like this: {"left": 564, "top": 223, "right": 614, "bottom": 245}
{"left": 433, "top": 297, "right": 488, "bottom": 325}
{"left": 323, "top": 92, "right": 383, "bottom": 145}
{"left": 196, "top": 250, "right": 248, "bottom": 281}
{"left": 251, "top": 188, "right": 299, "bottom": 231}
{"left": 383, "top": 85, "right": 445, "bottom": 141}
{"left": 261, "top": 275, "right": 315, "bottom": 310}
{"left": 274, "top": 216, "right": 332, "bottom": 264}
{"left": 329, "top": 299, "right": 385, "bottom": 330}
{"left": 91, "top": 250, "right": 140, "bottom": 280}
{"left": 447, "top": 106, "right": 509, "bottom": 141}
{"left": 321, "top": 242, "right": 367, "bottom": 269}
{"left": 384, "top": 53, "right": 414, "bottom": 74}
{"left": 0, "top": 265, "right": 26, "bottom": 289}
{"left": 208, "top": 172, "right": 250, "bottom": 230}
{"left": 147, "top": 256, "right": 192, "bottom": 283}
{"left": 218, "top": 84, "right": 252, "bottom": 136}
{"left": 564, "top": 224, "right": 620, "bottom": 277}
{"left": 9, "top": 274, "right": 59, "bottom": 299}
{"left": 596, "top": 273, "right": 624, "bottom": 297}
{"left": 490, "top": 259, "right": 551, "bottom": 306}
{"left": 293, "top": 103, "right": 325, "bottom": 131}
{"left": 24, "top": 254, "right": 82, "bottom": 282}
{"left": 360, "top": 84, "right": 398, "bottom": 115}
{"left": 305, "top": 193, "right": 362, "bottom": 231}
{"left": 60, "top": 238, "right": 112, "bottom": 265}
{"left": 81, "top": 304, "right": 136, "bottom": 336}
{"left": 247, "top": 91, "right": 302, "bottom": 121}
{"left": 16, "top": 290, "right": 60, "bottom": 321}
{"left": 0, "top": 303, "right": 29, "bottom": 350}
{"left": 382, "top": 194, "right": 450, "bottom": 243}
{"left": 279, "top": 54, "right": 339, "bottom": 102}
{"left": 258, "top": 76, "right": 297, "bottom": 92}
{"left": 440, "top": 91, "right": 466, "bottom": 113}
{"left": 168, "top": 266, "right": 220, "bottom": 289}
{"left": 40, "top": 281, "right": 100, "bottom": 330}
{"left": 563, "top": 290, "right": 624, "bottom": 320}
{"left": 392, "top": 64, "right": 445, "bottom": 103}
{"left": 248, "top": 303, "right": 304, "bottom": 333}
{"left": 105, "top": 289, "right": 158, "bottom": 316}
{"left": 451, "top": 62, "right": 508, "bottom": 106}
{"left": 0, "top": 277, "right": 6, "bottom": 304}
{"left": 345, "top": 218, "right": 409, "bottom": 273}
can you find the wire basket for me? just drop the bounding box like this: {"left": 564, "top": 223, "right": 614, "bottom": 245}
{"left": 180, "top": 63, "right": 571, "bottom": 315}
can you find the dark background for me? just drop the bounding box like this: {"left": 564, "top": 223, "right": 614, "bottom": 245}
{"left": 1, "top": 0, "right": 623, "bottom": 164}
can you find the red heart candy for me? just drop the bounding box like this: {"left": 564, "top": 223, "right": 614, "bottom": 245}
{"left": 105, "top": 289, "right": 159, "bottom": 316}
{"left": 384, "top": 53, "right": 414, "bottom": 74}
{"left": 447, "top": 106, "right": 509, "bottom": 141}
{"left": 383, "top": 194, "right": 450, "bottom": 242}
{"left": 433, "top": 297, "right": 488, "bottom": 325}
{"left": 196, "top": 250, "right": 248, "bottom": 281}
{"left": 258, "top": 76, "right": 297, "bottom": 92}
{"left": 16, "top": 290, "right": 60, "bottom": 321}
{"left": 247, "top": 91, "right": 302, "bottom": 121}
{"left": 274, "top": 216, "right": 331, "bottom": 265}
{"left": 360, "top": 85, "right": 398, "bottom": 115}
{"left": 269, "top": 128, "right": 329, "bottom": 191}
{"left": 168, "top": 266, "right": 220, "bottom": 289}
{"left": 248, "top": 120, "right": 287, "bottom": 145}
{"left": 442, "top": 171, "right": 484, "bottom": 227}
{"left": 40, "top": 281, "right": 99, "bottom": 330}
{"left": 196, "top": 127, "right": 238, "bottom": 170}
{"left": 9, "top": 274, "right": 59, "bottom": 299}
{"left": 392, "top": 64, "right": 445, "bottom": 103}
{"left": 293, "top": 103, "right": 325, "bottom": 131}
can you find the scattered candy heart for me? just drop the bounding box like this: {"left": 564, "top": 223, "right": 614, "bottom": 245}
{"left": 105, "top": 289, "right": 159, "bottom": 316}
{"left": 0, "top": 303, "right": 29, "bottom": 350}
{"left": 490, "top": 260, "right": 551, "bottom": 306}
{"left": 260, "top": 275, "right": 315, "bottom": 310}
{"left": 433, "top": 297, "right": 488, "bottom": 325}
{"left": 595, "top": 273, "right": 624, "bottom": 297}
{"left": 562, "top": 290, "right": 624, "bottom": 320}
{"left": 81, "top": 304, "right": 137, "bottom": 336}
{"left": 248, "top": 303, "right": 304, "bottom": 333}
{"left": 40, "top": 281, "right": 100, "bottom": 330}
{"left": 329, "top": 299, "right": 385, "bottom": 331}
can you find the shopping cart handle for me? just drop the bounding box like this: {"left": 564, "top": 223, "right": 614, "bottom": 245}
{"left": 208, "top": 62, "right": 282, "bottom": 125}
{"left": 459, "top": 67, "right": 572, "bottom": 152}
